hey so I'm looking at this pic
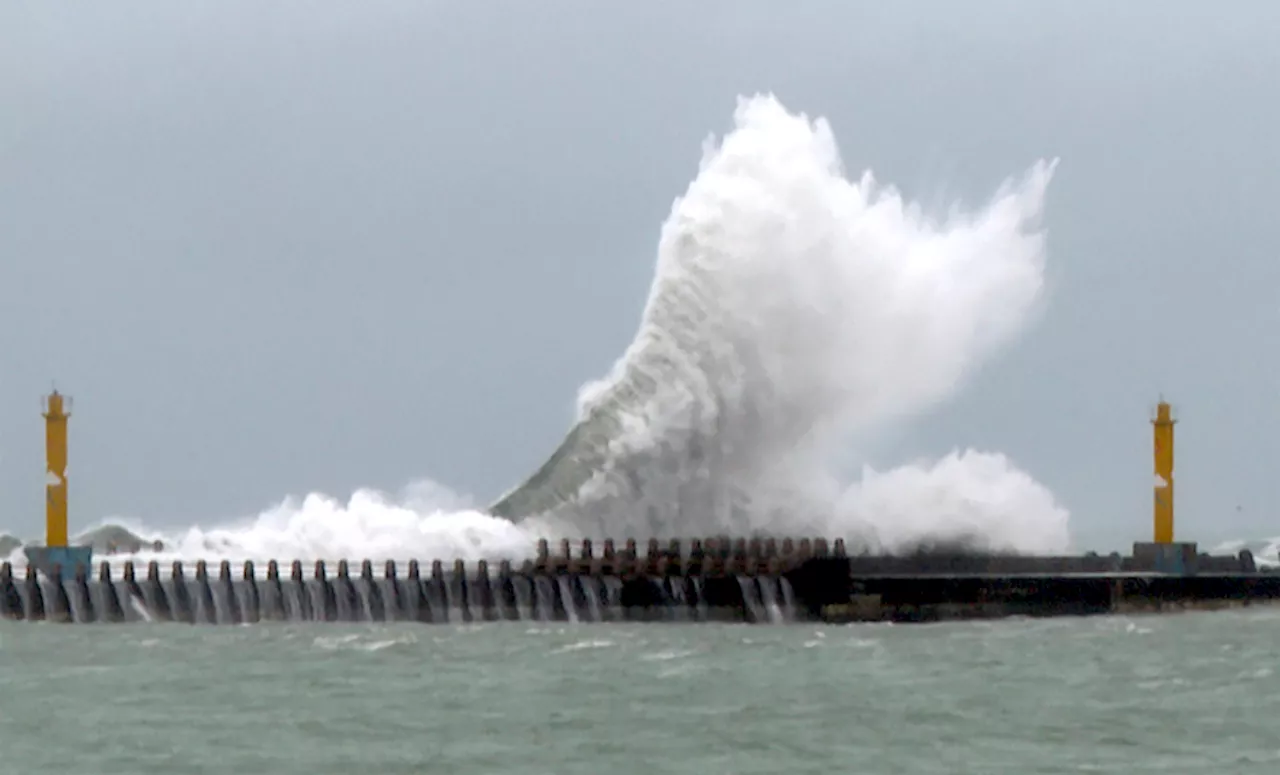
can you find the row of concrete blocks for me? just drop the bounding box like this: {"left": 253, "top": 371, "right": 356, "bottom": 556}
{"left": 531, "top": 536, "right": 842, "bottom": 573}
{"left": 537, "top": 536, "right": 841, "bottom": 559}
{"left": 0, "top": 562, "right": 796, "bottom": 625}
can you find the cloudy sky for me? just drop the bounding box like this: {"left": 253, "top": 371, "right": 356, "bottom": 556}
{"left": 2, "top": 0, "right": 1278, "bottom": 552}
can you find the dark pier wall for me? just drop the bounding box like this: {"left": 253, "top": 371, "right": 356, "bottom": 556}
{"left": 0, "top": 558, "right": 800, "bottom": 625}
{"left": 818, "top": 573, "right": 1280, "bottom": 623}
{"left": 1, "top": 537, "right": 1275, "bottom": 625}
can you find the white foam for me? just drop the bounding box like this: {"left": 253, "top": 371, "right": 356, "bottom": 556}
{"left": 834, "top": 450, "right": 1069, "bottom": 554}
{"left": 78, "top": 482, "right": 541, "bottom": 565}
{"left": 1211, "top": 538, "right": 1280, "bottom": 569}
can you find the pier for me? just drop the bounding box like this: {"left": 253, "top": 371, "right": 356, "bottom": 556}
{"left": 0, "top": 536, "right": 1276, "bottom": 625}
{"left": 3, "top": 392, "right": 1278, "bottom": 626}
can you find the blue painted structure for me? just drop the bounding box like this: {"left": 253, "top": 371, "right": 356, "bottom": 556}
{"left": 23, "top": 546, "right": 94, "bottom": 582}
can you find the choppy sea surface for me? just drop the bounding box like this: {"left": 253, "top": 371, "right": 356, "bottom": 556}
{"left": 1, "top": 610, "right": 1277, "bottom": 774}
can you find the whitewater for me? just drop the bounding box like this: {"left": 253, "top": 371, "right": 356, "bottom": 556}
{"left": 15, "top": 93, "right": 1264, "bottom": 568}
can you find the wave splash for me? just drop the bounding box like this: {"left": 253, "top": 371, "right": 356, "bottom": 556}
{"left": 4, "top": 94, "right": 1089, "bottom": 564}
{"left": 490, "top": 93, "right": 1064, "bottom": 549}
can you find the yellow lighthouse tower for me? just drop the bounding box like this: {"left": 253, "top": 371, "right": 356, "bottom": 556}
{"left": 1151, "top": 399, "right": 1176, "bottom": 543}
{"left": 23, "top": 388, "right": 93, "bottom": 580}
{"left": 1134, "top": 397, "right": 1197, "bottom": 574}
{"left": 45, "top": 390, "right": 71, "bottom": 547}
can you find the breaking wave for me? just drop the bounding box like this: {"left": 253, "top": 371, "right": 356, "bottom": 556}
{"left": 3, "top": 94, "right": 1094, "bottom": 565}
{"left": 489, "top": 94, "right": 1064, "bottom": 550}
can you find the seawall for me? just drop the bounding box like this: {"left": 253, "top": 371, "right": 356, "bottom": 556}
{"left": 1, "top": 537, "right": 1276, "bottom": 625}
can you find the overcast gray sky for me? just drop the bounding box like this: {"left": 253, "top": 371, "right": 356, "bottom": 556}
{"left": 2, "top": 0, "right": 1278, "bottom": 552}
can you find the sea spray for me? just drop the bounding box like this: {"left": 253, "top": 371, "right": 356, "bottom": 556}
{"left": 492, "top": 94, "right": 1065, "bottom": 550}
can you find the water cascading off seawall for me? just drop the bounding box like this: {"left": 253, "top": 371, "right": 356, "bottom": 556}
{"left": 0, "top": 537, "right": 822, "bottom": 625}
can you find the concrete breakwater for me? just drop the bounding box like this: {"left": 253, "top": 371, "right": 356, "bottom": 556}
{"left": 0, "top": 558, "right": 804, "bottom": 625}
{"left": 0, "top": 537, "right": 826, "bottom": 625}
{"left": 2, "top": 537, "right": 1278, "bottom": 625}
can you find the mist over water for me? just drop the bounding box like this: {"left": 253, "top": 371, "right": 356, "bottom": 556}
{"left": 4, "top": 94, "right": 1092, "bottom": 565}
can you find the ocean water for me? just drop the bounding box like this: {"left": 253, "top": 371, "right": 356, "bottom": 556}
{"left": 2, "top": 610, "right": 1277, "bottom": 774}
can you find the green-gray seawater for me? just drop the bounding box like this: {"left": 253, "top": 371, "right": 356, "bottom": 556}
{"left": 2, "top": 610, "right": 1277, "bottom": 774}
